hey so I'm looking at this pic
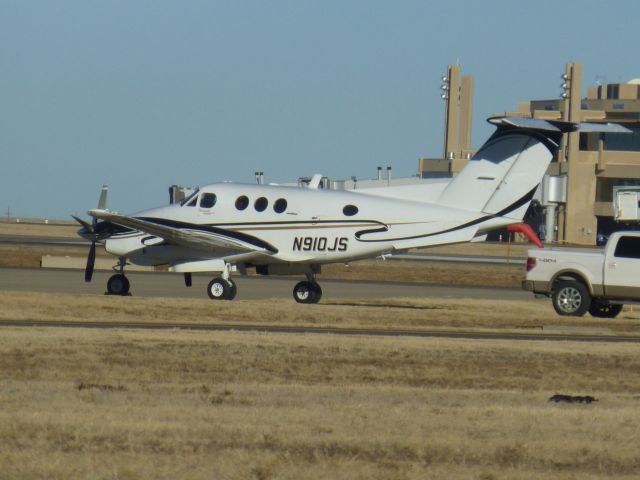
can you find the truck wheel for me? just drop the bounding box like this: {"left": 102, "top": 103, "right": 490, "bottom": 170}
{"left": 589, "top": 301, "right": 623, "bottom": 318}
{"left": 552, "top": 280, "right": 591, "bottom": 317}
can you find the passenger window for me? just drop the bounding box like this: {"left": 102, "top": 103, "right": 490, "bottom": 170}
{"left": 200, "top": 193, "right": 217, "bottom": 209}
{"left": 273, "top": 198, "right": 287, "bottom": 213}
{"left": 343, "top": 204, "right": 358, "bottom": 216}
{"left": 254, "top": 197, "right": 268, "bottom": 212}
{"left": 235, "top": 196, "right": 249, "bottom": 211}
{"left": 613, "top": 236, "right": 640, "bottom": 259}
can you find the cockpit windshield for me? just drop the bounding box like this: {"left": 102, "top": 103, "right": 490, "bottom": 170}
{"left": 180, "top": 188, "right": 200, "bottom": 207}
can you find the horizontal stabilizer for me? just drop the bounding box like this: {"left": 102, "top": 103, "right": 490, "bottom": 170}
{"left": 488, "top": 116, "right": 576, "bottom": 133}
{"left": 438, "top": 116, "right": 631, "bottom": 219}
{"left": 488, "top": 116, "right": 632, "bottom": 134}
{"left": 577, "top": 122, "right": 631, "bottom": 133}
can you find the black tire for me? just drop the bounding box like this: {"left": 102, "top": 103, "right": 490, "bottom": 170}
{"left": 226, "top": 278, "right": 237, "bottom": 300}
{"left": 552, "top": 280, "right": 591, "bottom": 317}
{"left": 293, "top": 281, "right": 322, "bottom": 304}
{"left": 207, "top": 277, "right": 234, "bottom": 300}
{"left": 312, "top": 283, "right": 322, "bottom": 303}
{"left": 589, "top": 300, "right": 623, "bottom": 318}
{"left": 107, "top": 274, "right": 130, "bottom": 295}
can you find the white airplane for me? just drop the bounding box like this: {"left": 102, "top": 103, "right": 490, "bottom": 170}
{"left": 75, "top": 117, "right": 628, "bottom": 303}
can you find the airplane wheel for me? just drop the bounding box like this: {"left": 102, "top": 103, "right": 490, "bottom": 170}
{"left": 107, "top": 274, "right": 130, "bottom": 295}
{"left": 312, "top": 283, "right": 322, "bottom": 303}
{"left": 207, "top": 277, "right": 236, "bottom": 300}
{"left": 293, "top": 281, "right": 322, "bottom": 304}
{"left": 589, "top": 300, "right": 623, "bottom": 318}
{"left": 226, "top": 278, "right": 237, "bottom": 300}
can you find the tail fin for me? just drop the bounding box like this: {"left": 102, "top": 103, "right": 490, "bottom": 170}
{"left": 437, "top": 117, "right": 569, "bottom": 219}
{"left": 437, "top": 117, "right": 631, "bottom": 221}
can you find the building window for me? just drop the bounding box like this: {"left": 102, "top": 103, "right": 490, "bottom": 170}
{"left": 235, "top": 196, "right": 249, "bottom": 210}
{"left": 579, "top": 132, "right": 598, "bottom": 151}
{"left": 604, "top": 126, "right": 640, "bottom": 152}
{"left": 343, "top": 205, "right": 358, "bottom": 216}
{"left": 254, "top": 197, "right": 268, "bottom": 212}
{"left": 273, "top": 198, "right": 287, "bottom": 213}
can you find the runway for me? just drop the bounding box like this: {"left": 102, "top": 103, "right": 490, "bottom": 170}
{"left": 0, "top": 267, "right": 531, "bottom": 301}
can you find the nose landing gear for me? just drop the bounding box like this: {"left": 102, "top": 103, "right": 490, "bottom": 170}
{"left": 106, "top": 257, "right": 131, "bottom": 296}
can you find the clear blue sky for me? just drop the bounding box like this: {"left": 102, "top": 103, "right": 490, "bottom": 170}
{"left": 2, "top": 0, "right": 639, "bottom": 218}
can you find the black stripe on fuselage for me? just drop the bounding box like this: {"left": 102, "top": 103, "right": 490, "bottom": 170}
{"left": 137, "top": 217, "right": 281, "bottom": 253}
{"left": 355, "top": 186, "right": 538, "bottom": 243}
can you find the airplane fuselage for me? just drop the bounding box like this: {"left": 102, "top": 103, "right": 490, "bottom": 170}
{"left": 103, "top": 181, "right": 511, "bottom": 269}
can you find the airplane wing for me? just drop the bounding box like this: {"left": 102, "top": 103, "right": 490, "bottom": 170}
{"left": 89, "top": 209, "right": 278, "bottom": 255}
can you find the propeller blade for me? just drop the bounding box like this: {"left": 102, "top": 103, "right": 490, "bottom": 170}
{"left": 72, "top": 215, "right": 93, "bottom": 232}
{"left": 85, "top": 242, "right": 96, "bottom": 283}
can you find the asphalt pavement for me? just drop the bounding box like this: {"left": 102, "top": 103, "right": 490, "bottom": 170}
{"left": 0, "top": 267, "right": 532, "bottom": 301}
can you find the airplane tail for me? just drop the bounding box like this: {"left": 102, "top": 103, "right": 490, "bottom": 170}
{"left": 437, "top": 117, "right": 630, "bottom": 222}
{"left": 437, "top": 117, "right": 568, "bottom": 221}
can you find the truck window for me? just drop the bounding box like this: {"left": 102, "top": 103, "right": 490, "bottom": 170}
{"left": 613, "top": 236, "right": 640, "bottom": 259}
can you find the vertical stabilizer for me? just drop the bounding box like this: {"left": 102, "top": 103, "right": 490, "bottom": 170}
{"left": 437, "top": 118, "right": 568, "bottom": 219}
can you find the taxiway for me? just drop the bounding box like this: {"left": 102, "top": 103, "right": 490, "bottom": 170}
{"left": 0, "top": 267, "right": 531, "bottom": 301}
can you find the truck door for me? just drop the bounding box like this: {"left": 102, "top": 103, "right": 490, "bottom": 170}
{"left": 604, "top": 235, "right": 640, "bottom": 299}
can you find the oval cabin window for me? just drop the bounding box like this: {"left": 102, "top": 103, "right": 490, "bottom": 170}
{"left": 343, "top": 204, "right": 358, "bottom": 216}
{"left": 254, "top": 197, "right": 268, "bottom": 212}
{"left": 235, "top": 195, "right": 249, "bottom": 210}
{"left": 273, "top": 198, "right": 287, "bottom": 213}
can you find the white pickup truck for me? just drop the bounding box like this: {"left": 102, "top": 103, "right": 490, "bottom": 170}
{"left": 523, "top": 231, "right": 640, "bottom": 317}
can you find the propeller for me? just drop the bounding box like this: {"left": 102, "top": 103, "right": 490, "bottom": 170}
{"left": 73, "top": 184, "right": 109, "bottom": 283}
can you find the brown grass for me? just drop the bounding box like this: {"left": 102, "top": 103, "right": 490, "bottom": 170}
{"left": 1, "top": 291, "right": 640, "bottom": 335}
{"left": 0, "top": 222, "right": 78, "bottom": 237}
{"left": 323, "top": 258, "right": 524, "bottom": 287}
{"left": 0, "top": 245, "right": 107, "bottom": 268}
{"left": 1, "top": 327, "right": 640, "bottom": 479}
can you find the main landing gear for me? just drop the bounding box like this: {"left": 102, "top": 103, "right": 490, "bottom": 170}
{"left": 293, "top": 273, "right": 322, "bottom": 304}
{"left": 106, "top": 257, "right": 131, "bottom": 296}
{"left": 207, "top": 263, "right": 237, "bottom": 300}
{"left": 207, "top": 277, "right": 237, "bottom": 300}
{"left": 204, "top": 265, "right": 323, "bottom": 303}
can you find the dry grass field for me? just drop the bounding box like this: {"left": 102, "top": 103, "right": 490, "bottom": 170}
{"left": 3, "top": 223, "right": 637, "bottom": 478}
{"left": 0, "top": 221, "right": 78, "bottom": 238}
{"left": 0, "top": 245, "right": 110, "bottom": 268}
{"left": 2, "top": 291, "right": 640, "bottom": 334}
{"left": 1, "top": 326, "right": 640, "bottom": 479}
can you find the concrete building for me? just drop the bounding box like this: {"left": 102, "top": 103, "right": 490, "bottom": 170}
{"left": 516, "top": 63, "right": 640, "bottom": 245}
{"left": 420, "top": 62, "right": 640, "bottom": 245}
{"left": 419, "top": 65, "right": 475, "bottom": 179}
